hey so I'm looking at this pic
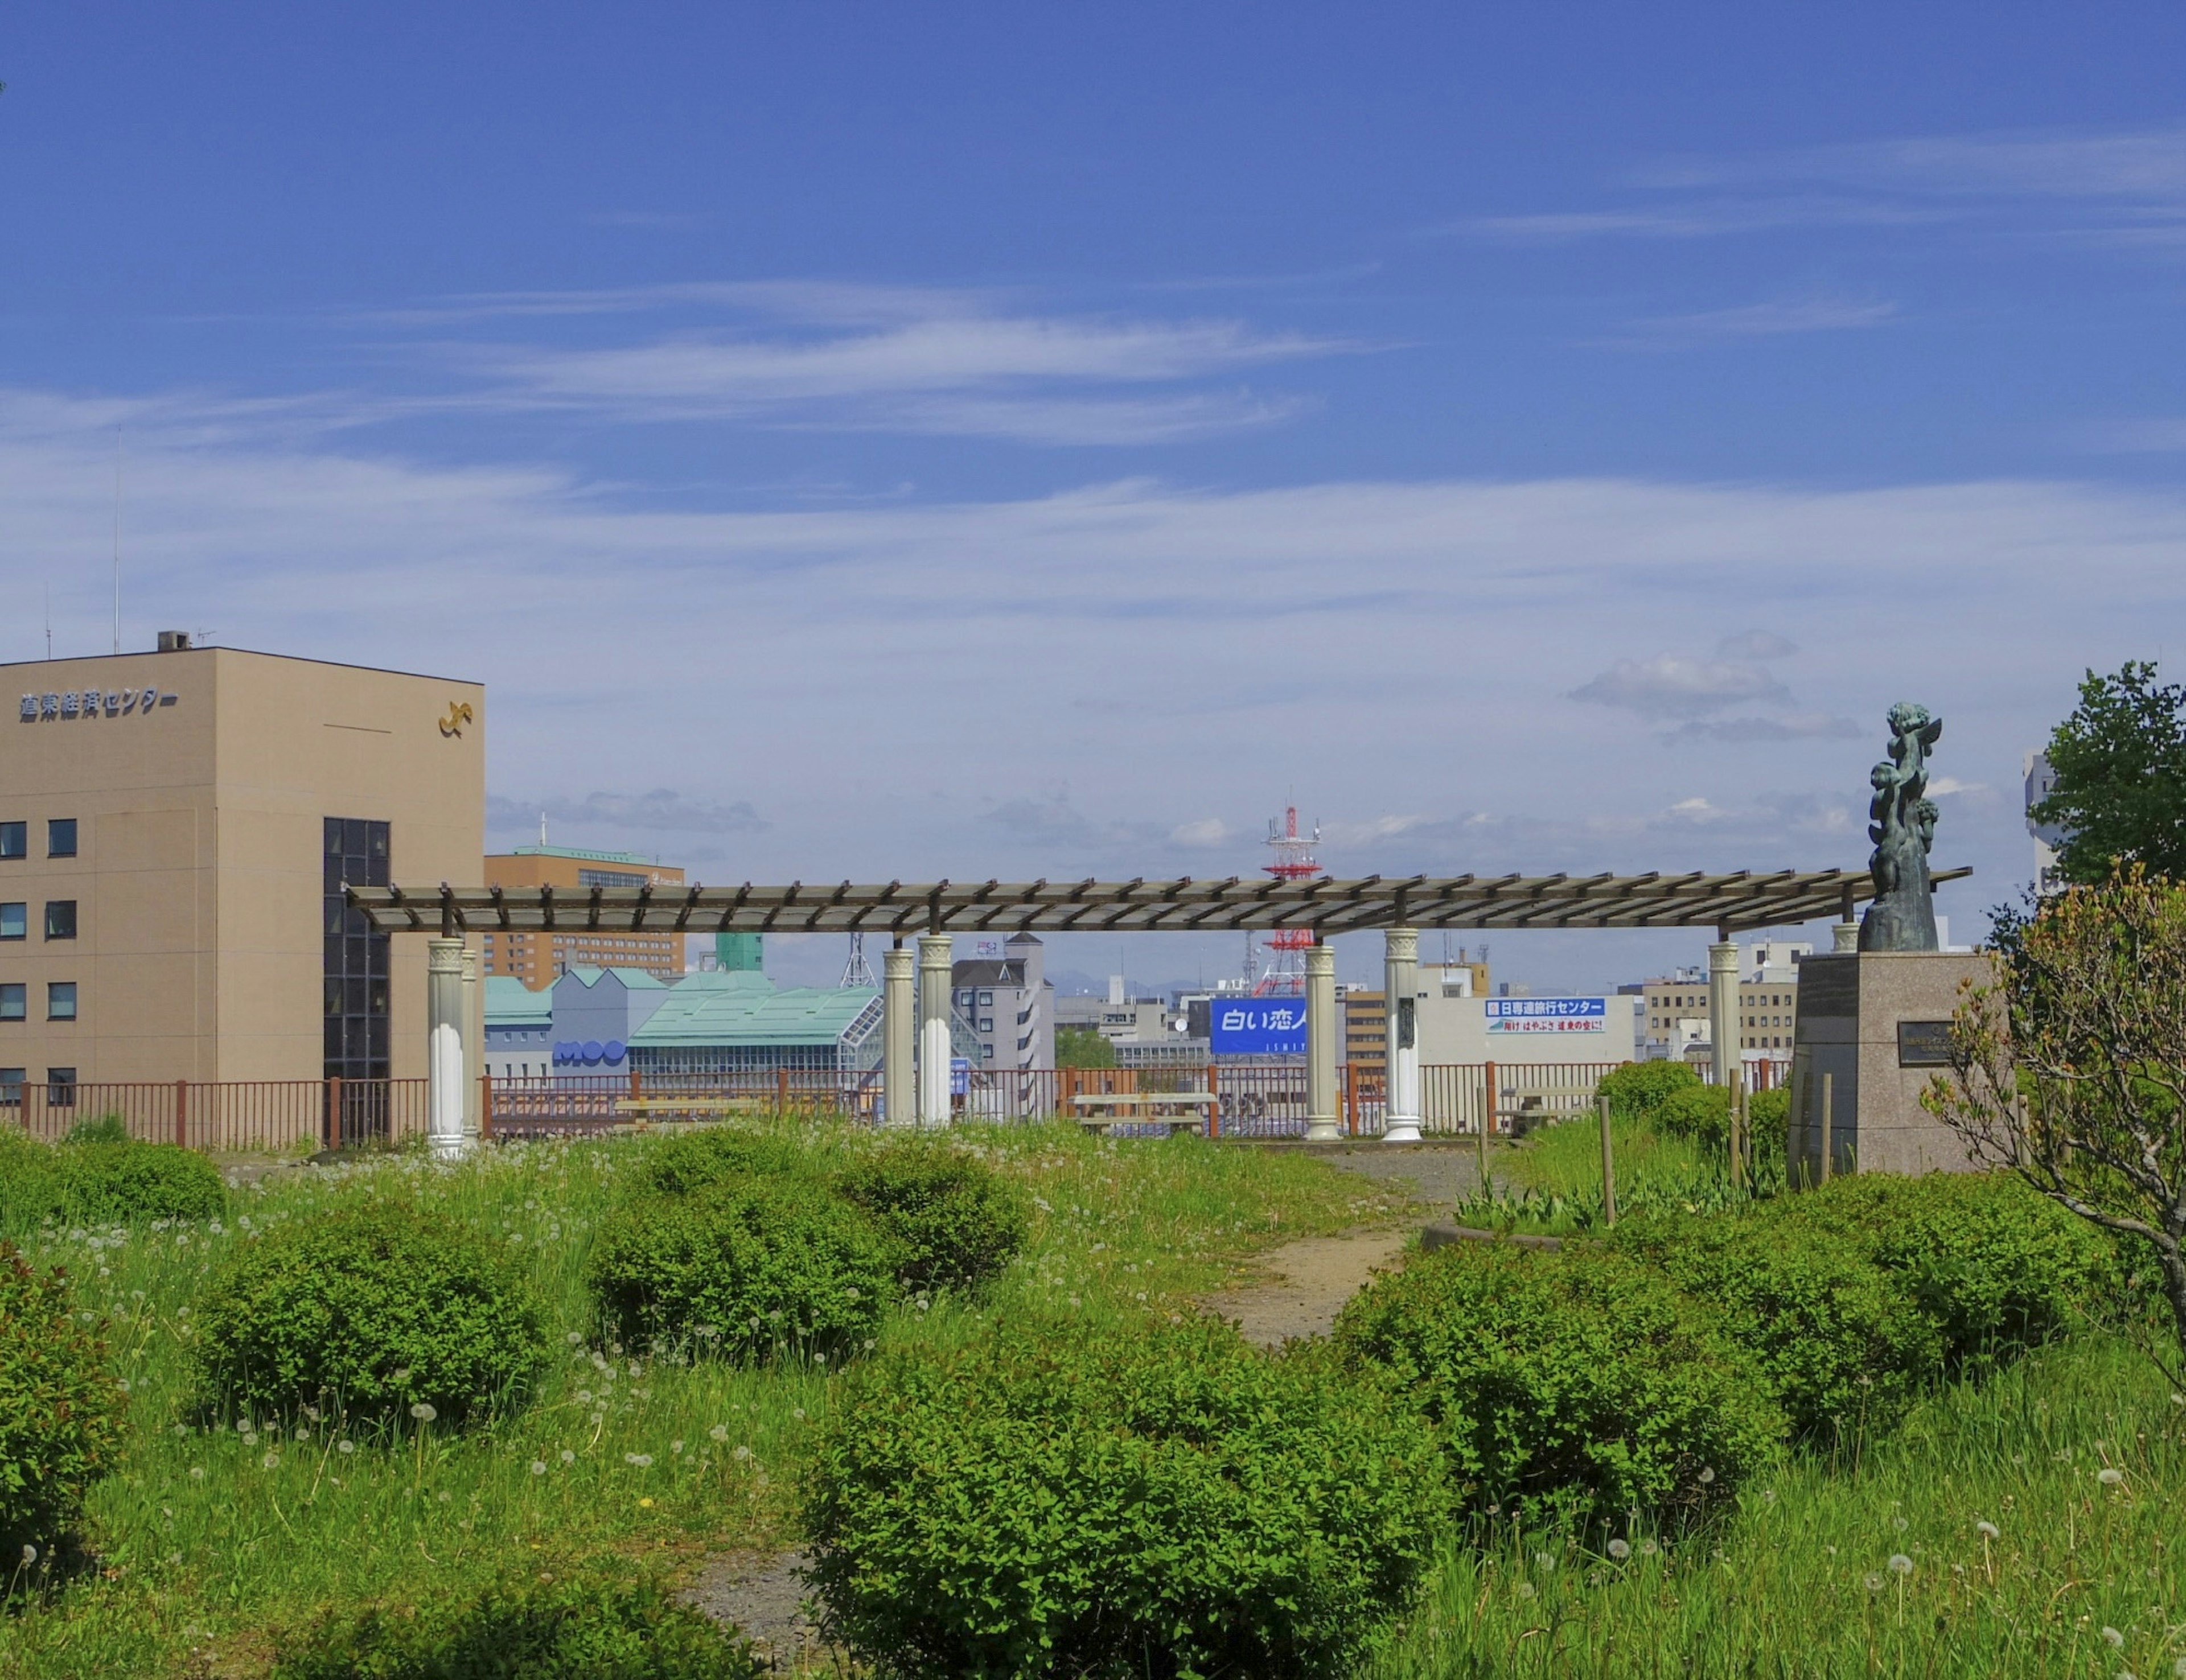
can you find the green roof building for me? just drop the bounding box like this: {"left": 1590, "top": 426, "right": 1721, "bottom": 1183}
{"left": 628, "top": 970, "right": 887, "bottom": 1074}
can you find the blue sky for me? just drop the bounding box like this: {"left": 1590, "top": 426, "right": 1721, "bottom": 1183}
{"left": 5, "top": 5, "right": 2184, "bottom": 992}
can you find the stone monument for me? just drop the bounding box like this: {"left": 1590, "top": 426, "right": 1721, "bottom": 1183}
{"left": 1787, "top": 703, "right": 1983, "bottom": 1181}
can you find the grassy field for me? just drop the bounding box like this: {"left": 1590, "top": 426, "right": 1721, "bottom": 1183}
{"left": 0, "top": 1126, "right": 1394, "bottom": 1678}
{"left": 7, "top": 1122, "right": 2183, "bottom": 1679}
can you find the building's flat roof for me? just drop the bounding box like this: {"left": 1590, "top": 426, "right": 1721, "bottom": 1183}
{"left": 485, "top": 976, "right": 554, "bottom": 1026}
{"left": 0, "top": 644, "right": 482, "bottom": 687}
{"left": 631, "top": 977, "right": 881, "bottom": 1048}
{"left": 558, "top": 965, "right": 671, "bottom": 990}
{"left": 354, "top": 866, "right": 1971, "bottom": 938}
{"left": 500, "top": 845, "right": 662, "bottom": 866}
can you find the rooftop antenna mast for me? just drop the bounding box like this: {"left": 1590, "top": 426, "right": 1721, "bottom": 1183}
{"left": 539, "top": 811, "right": 548, "bottom": 847}
{"left": 1252, "top": 803, "right": 1323, "bottom": 996}
{"left": 839, "top": 932, "right": 876, "bottom": 989}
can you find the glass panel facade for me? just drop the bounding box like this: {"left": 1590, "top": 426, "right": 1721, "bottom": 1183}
{"left": 323, "top": 817, "right": 391, "bottom": 1082}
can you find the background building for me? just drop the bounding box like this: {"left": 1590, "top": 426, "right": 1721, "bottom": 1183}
{"left": 1343, "top": 987, "right": 1387, "bottom": 1075}
{"left": 482, "top": 844, "right": 686, "bottom": 986}
{"left": 0, "top": 643, "right": 482, "bottom": 1093}
{"left": 1637, "top": 941, "right": 1806, "bottom": 1070}
{"left": 951, "top": 932, "right": 1055, "bottom": 1072}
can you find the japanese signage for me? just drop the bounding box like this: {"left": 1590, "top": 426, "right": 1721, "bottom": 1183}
{"left": 1485, "top": 997, "right": 1608, "bottom": 1035}
{"left": 19, "top": 687, "right": 175, "bottom": 721}
{"left": 1210, "top": 997, "right": 1308, "bottom": 1056}
{"left": 1896, "top": 1020, "right": 1954, "bottom": 1067}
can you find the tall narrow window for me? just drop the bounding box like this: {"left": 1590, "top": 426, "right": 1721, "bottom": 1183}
{"left": 323, "top": 818, "right": 391, "bottom": 1085}
{"left": 0, "top": 1069, "right": 21, "bottom": 1105}
{"left": 0, "top": 984, "right": 23, "bottom": 1021}
{"left": 0, "top": 903, "right": 22, "bottom": 940}
{"left": 0, "top": 823, "right": 23, "bottom": 859}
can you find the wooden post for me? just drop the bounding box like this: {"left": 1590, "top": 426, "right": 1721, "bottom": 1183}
{"left": 479, "top": 1073, "right": 494, "bottom": 1141}
{"left": 1819, "top": 1071, "right": 1835, "bottom": 1184}
{"left": 1729, "top": 1067, "right": 1747, "bottom": 1192}
{"left": 1479, "top": 1059, "right": 1497, "bottom": 1181}
{"left": 630, "top": 1065, "right": 641, "bottom": 1105}
{"left": 175, "top": 1078, "right": 188, "bottom": 1150}
{"left": 1345, "top": 1061, "right": 1359, "bottom": 1136}
{"left": 1598, "top": 1092, "right": 1617, "bottom": 1226}
{"left": 1207, "top": 1061, "right": 1219, "bottom": 1140}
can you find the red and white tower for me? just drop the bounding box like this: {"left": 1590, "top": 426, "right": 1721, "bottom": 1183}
{"left": 1252, "top": 805, "right": 1322, "bottom": 995}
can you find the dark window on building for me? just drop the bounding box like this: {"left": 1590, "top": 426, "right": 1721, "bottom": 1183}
{"left": 47, "top": 982, "right": 77, "bottom": 1020}
{"left": 323, "top": 818, "right": 391, "bottom": 1085}
{"left": 0, "top": 1069, "right": 21, "bottom": 1105}
{"left": 0, "top": 903, "right": 22, "bottom": 941}
{"left": 0, "top": 823, "right": 22, "bottom": 859}
{"left": 0, "top": 984, "right": 22, "bottom": 1020}
{"left": 47, "top": 819, "right": 77, "bottom": 858}
{"left": 46, "top": 1068, "right": 76, "bottom": 1106}
{"left": 44, "top": 901, "right": 76, "bottom": 940}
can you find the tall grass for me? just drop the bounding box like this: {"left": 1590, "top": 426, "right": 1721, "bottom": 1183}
{"left": 1453, "top": 1114, "right": 1763, "bottom": 1235}
{"left": 0, "top": 1123, "right": 1390, "bottom": 1678}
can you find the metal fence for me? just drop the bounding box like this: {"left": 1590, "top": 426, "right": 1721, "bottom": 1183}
{"left": 2, "top": 1060, "right": 1655, "bottom": 1152}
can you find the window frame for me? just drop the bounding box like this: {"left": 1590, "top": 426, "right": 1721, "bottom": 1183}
{"left": 44, "top": 900, "right": 77, "bottom": 941}
{"left": 0, "top": 983, "right": 23, "bottom": 1022}
{"left": 46, "top": 818, "right": 77, "bottom": 858}
{"left": 47, "top": 981, "right": 78, "bottom": 1021}
{"left": 0, "top": 902, "right": 22, "bottom": 941}
{"left": 0, "top": 822, "right": 22, "bottom": 860}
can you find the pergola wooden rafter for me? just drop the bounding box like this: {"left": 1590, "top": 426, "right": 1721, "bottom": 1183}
{"left": 347, "top": 864, "right": 1971, "bottom": 941}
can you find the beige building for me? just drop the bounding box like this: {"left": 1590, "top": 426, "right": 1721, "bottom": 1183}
{"left": 482, "top": 846, "right": 686, "bottom": 987}
{"left": 0, "top": 642, "right": 483, "bottom": 1093}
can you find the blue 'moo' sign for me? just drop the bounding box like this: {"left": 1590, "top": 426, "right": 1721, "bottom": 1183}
{"left": 1210, "top": 998, "right": 1308, "bottom": 1056}
{"left": 1484, "top": 997, "right": 1608, "bottom": 1035}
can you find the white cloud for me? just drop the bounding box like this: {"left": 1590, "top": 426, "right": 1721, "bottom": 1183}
{"left": 1571, "top": 655, "right": 1789, "bottom": 719}
{"left": 3, "top": 383, "right": 2174, "bottom": 902}
{"left": 1715, "top": 629, "right": 1800, "bottom": 660}
{"left": 1925, "top": 777, "right": 1989, "bottom": 797}
{"left": 1668, "top": 713, "right": 1863, "bottom": 743}
{"left": 487, "top": 789, "right": 767, "bottom": 837}
{"left": 1169, "top": 817, "right": 1232, "bottom": 847}
{"left": 1621, "top": 294, "right": 1898, "bottom": 347}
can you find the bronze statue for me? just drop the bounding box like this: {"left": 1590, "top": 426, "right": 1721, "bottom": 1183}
{"left": 1859, "top": 702, "right": 1942, "bottom": 952}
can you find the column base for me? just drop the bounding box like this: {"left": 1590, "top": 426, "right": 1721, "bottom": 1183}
{"left": 1380, "top": 1117, "right": 1422, "bottom": 1144}
{"left": 1304, "top": 1119, "right": 1343, "bottom": 1142}
{"left": 429, "top": 1134, "right": 475, "bottom": 1162}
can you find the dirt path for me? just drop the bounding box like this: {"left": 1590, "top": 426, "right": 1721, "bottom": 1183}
{"left": 684, "top": 1550, "right": 821, "bottom": 1673}
{"left": 1198, "top": 1228, "right": 1411, "bottom": 1347}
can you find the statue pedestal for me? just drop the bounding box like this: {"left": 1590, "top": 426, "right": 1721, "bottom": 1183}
{"left": 1787, "top": 952, "right": 1991, "bottom": 1183}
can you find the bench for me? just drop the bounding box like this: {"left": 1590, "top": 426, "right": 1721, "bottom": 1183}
{"left": 1070, "top": 1092, "right": 1217, "bottom": 1134}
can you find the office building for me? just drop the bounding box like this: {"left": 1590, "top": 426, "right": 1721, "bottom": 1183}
{"left": 0, "top": 641, "right": 483, "bottom": 1092}
{"left": 951, "top": 932, "right": 1055, "bottom": 1072}
{"left": 482, "top": 845, "right": 687, "bottom": 986}
{"left": 1343, "top": 988, "right": 1387, "bottom": 1074}
{"left": 1637, "top": 942, "right": 1805, "bottom": 1067}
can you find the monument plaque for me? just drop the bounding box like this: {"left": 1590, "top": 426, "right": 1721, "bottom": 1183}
{"left": 1895, "top": 1020, "right": 1955, "bottom": 1067}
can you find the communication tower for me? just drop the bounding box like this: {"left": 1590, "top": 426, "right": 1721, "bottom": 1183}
{"left": 839, "top": 932, "right": 877, "bottom": 989}
{"left": 1251, "top": 804, "right": 1322, "bottom": 995}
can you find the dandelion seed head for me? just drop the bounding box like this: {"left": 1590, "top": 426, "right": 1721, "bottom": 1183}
{"left": 189, "top": 1466, "right": 206, "bottom": 1480}
{"left": 1607, "top": 1538, "right": 1631, "bottom": 1560}
{"left": 1698, "top": 1467, "right": 1715, "bottom": 1485}
{"left": 20, "top": 1543, "right": 37, "bottom": 1564}
{"left": 261, "top": 1451, "right": 280, "bottom": 1470}
{"left": 708, "top": 1424, "right": 729, "bottom": 1443}
{"left": 2102, "top": 1627, "right": 2125, "bottom": 1649}
{"left": 337, "top": 1439, "right": 355, "bottom": 1455}
{"left": 1977, "top": 1521, "right": 2000, "bottom": 1539}
{"left": 2099, "top": 1468, "right": 2125, "bottom": 1487}
{"left": 559, "top": 1449, "right": 575, "bottom": 1464}
{"left": 1864, "top": 1574, "right": 1885, "bottom": 1592}
{"left": 1888, "top": 1554, "right": 1913, "bottom": 1575}
{"left": 529, "top": 1460, "right": 548, "bottom": 1476}
{"left": 409, "top": 1402, "right": 437, "bottom": 1423}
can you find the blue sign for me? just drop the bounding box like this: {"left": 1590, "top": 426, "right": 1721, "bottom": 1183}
{"left": 1485, "top": 997, "right": 1607, "bottom": 1035}
{"left": 553, "top": 1038, "right": 627, "bottom": 1066}
{"left": 1210, "top": 998, "right": 1308, "bottom": 1056}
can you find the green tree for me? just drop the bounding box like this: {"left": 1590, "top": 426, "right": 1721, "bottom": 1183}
{"left": 1054, "top": 1027, "right": 1117, "bottom": 1069}
{"left": 2032, "top": 661, "right": 2186, "bottom": 884}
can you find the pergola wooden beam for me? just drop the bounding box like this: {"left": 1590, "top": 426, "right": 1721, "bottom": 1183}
{"left": 352, "top": 865, "right": 1969, "bottom": 938}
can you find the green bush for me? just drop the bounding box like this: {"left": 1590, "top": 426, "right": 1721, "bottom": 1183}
{"left": 63, "top": 1113, "right": 131, "bottom": 1146}
{"left": 0, "top": 1133, "right": 225, "bottom": 1232}
{"left": 632, "top": 1128, "right": 821, "bottom": 1199}
{"left": 0, "top": 1242, "right": 128, "bottom": 1562}
{"left": 1609, "top": 1212, "right": 1942, "bottom": 1443}
{"left": 1596, "top": 1061, "right": 1702, "bottom": 1125}
{"left": 804, "top": 1315, "right": 1443, "bottom": 1680}
{"left": 833, "top": 1144, "right": 1029, "bottom": 1294}
{"left": 587, "top": 1177, "right": 894, "bottom": 1363}
{"left": 1748, "top": 1086, "right": 1790, "bottom": 1138}
{"left": 1781, "top": 1172, "right": 2123, "bottom": 1368}
{"left": 194, "top": 1202, "right": 545, "bottom": 1430}
{"left": 1654, "top": 1082, "right": 1734, "bottom": 1149}
{"left": 1333, "top": 1241, "right": 1785, "bottom": 1528}
{"left": 57, "top": 1142, "right": 225, "bottom": 1225}
{"left": 270, "top": 1562, "right": 767, "bottom": 1679}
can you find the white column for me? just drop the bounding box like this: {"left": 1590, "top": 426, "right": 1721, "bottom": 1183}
{"left": 1708, "top": 936, "right": 1741, "bottom": 1089}
{"left": 461, "top": 945, "right": 482, "bottom": 1141}
{"left": 1305, "top": 941, "right": 1341, "bottom": 1142}
{"left": 917, "top": 933, "right": 954, "bottom": 1128}
{"left": 427, "top": 937, "right": 471, "bottom": 1160}
{"left": 882, "top": 943, "right": 915, "bottom": 1127}
{"left": 1381, "top": 927, "right": 1421, "bottom": 1144}
{"left": 1832, "top": 919, "right": 1860, "bottom": 953}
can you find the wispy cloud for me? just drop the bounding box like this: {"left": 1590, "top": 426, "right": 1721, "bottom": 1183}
{"left": 1618, "top": 293, "right": 1899, "bottom": 348}
{"left": 1571, "top": 654, "right": 1789, "bottom": 719}
{"left": 359, "top": 279, "right": 1354, "bottom": 444}
{"left": 1460, "top": 123, "right": 2186, "bottom": 253}
{"left": 487, "top": 790, "right": 768, "bottom": 836}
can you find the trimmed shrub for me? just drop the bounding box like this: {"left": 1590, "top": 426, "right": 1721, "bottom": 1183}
{"left": 270, "top": 1562, "right": 767, "bottom": 1679}
{"left": 1596, "top": 1060, "right": 1702, "bottom": 1125}
{"left": 1333, "top": 1241, "right": 1785, "bottom": 1528}
{"left": 0, "top": 1242, "right": 128, "bottom": 1561}
{"left": 804, "top": 1315, "right": 1444, "bottom": 1680}
{"left": 56, "top": 1142, "right": 225, "bottom": 1226}
{"left": 1654, "top": 1082, "right": 1733, "bottom": 1149}
{"left": 587, "top": 1177, "right": 894, "bottom": 1362}
{"left": 632, "top": 1129, "right": 821, "bottom": 1199}
{"left": 194, "top": 1202, "right": 546, "bottom": 1429}
{"left": 833, "top": 1144, "right": 1029, "bottom": 1294}
{"left": 1609, "top": 1212, "right": 1942, "bottom": 1443}
{"left": 1748, "top": 1086, "right": 1790, "bottom": 1138}
{"left": 1780, "top": 1171, "right": 2123, "bottom": 1368}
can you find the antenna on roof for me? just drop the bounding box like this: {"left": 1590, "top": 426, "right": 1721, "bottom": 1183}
{"left": 112, "top": 430, "right": 122, "bottom": 656}
{"left": 839, "top": 932, "right": 876, "bottom": 989}
{"left": 539, "top": 811, "right": 548, "bottom": 847}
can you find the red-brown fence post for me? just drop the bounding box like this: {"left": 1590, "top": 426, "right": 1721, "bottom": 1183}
{"left": 1206, "top": 1061, "right": 1219, "bottom": 1139}
{"left": 479, "top": 1073, "right": 494, "bottom": 1141}
{"left": 175, "top": 1079, "right": 188, "bottom": 1149}
{"left": 326, "top": 1077, "right": 340, "bottom": 1150}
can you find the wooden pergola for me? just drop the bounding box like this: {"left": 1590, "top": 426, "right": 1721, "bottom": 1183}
{"left": 347, "top": 864, "right": 1971, "bottom": 941}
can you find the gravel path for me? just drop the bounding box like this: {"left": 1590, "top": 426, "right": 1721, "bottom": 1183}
{"left": 683, "top": 1550, "right": 821, "bottom": 1673}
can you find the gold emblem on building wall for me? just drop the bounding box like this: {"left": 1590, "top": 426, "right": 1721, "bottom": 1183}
{"left": 438, "top": 701, "right": 474, "bottom": 738}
